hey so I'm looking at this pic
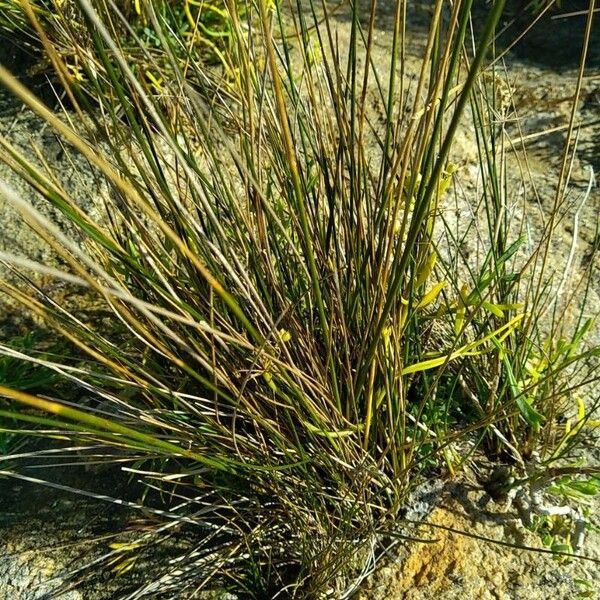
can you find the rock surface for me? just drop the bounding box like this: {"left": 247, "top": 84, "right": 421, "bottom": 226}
{"left": 358, "top": 478, "right": 600, "bottom": 600}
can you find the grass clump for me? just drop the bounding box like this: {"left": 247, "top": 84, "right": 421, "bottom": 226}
{"left": 0, "top": 0, "right": 241, "bottom": 102}
{"left": 0, "top": 0, "right": 598, "bottom": 596}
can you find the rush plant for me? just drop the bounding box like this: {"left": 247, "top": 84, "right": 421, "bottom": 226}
{"left": 2, "top": 0, "right": 596, "bottom": 597}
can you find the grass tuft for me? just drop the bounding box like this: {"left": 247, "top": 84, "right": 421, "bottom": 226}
{"left": 0, "top": 0, "right": 598, "bottom": 596}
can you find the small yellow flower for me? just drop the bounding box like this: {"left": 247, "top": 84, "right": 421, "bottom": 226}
{"left": 278, "top": 328, "right": 291, "bottom": 343}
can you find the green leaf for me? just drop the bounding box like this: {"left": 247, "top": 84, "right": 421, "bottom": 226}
{"left": 551, "top": 543, "right": 573, "bottom": 555}
{"left": 563, "top": 479, "right": 600, "bottom": 496}
{"left": 496, "top": 345, "right": 545, "bottom": 428}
